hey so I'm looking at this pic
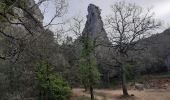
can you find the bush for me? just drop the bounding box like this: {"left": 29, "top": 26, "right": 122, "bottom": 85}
{"left": 35, "top": 61, "right": 71, "bottom": 100}
{"left": 125, "top": 64, "right": 135, "bottom": 81}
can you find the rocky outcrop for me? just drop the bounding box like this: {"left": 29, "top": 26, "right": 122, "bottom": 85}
{"left": 0, "top": 1, "right": 46, "bottom": 99}
{"left": 82, "top": 4, "right": 110, "bottom": 45}
{"left": 27, "top": 0, "right": 44, "bottom": 22}
{"left": 81, "top": 4, "right": 117, "bottom": 85}
{"left": 0, "top": 0, "right": 45, "bottom": 59}
{"left": 81, "top": 4, "right": 111, "bottom": 60}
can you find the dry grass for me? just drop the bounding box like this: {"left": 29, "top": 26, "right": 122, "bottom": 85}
{"left": 71, "top": 88, "right": 170, "bottom": 100}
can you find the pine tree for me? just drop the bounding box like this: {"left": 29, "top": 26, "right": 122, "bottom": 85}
{"left": 80, "top": 36, "right": 100, "bottom": 100}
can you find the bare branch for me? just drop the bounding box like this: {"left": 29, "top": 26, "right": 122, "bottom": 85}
{"left": 105, "top": 2, "right": 161, "bottom": 55}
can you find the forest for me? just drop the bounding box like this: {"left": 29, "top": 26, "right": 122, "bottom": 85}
{"left": 0, "top": 0, "right": 170, "bottom": 100}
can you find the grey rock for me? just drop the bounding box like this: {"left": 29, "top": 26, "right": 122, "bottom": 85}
{"left": 82, "top": 4, "right": 110, "bottom": 45}
{"left": 135, "top": 83, "right": 144, "bottom": 90}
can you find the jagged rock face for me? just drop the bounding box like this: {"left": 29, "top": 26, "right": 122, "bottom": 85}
{"left": 27, "top": 0, "right": 44, "bottom": 23}
{"left": 82, "top": 4, "right": 111, "bottom": 57}
{"left": 0, "top": 1, "right": 46, "bottom": 99}
{"left": 2, "top": 0, "right": 44, "bottom": 38}
{"left": 82, "top": 4, "right": 109, "bottom": 45}
{"left": 81, "top": 4, "right": 117, "bottom": 79}
{"left": 13, "top": 0, "right": 43, "bottom": 22}
{"left": 0, "top": 0, "right": 45, "bottom": 48}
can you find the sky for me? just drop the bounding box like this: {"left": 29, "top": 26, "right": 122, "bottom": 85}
{"left": 36, "top": 0, "right": 170, "bottom": 32}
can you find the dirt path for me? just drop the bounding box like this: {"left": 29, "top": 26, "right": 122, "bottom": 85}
{"left": 72, "top": 88, "right": 170, "bottom": 100}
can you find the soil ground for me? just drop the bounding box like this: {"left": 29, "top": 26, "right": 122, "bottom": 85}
{"left": 71, "top": 88, "right": 170, "bottom": 100}
{"left": 71, "top": 76, "right": 170, "bottom": 100}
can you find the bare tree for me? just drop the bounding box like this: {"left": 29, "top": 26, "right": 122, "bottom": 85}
{"left": 105, "top": 2, "right": 160, "bottom": 96}
{"left": 70, "top": 16, "right": 84, "bottom": 37}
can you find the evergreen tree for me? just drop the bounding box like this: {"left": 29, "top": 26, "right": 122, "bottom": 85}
{"left": 80, "top": 36, "right": 100, "bottom": 100}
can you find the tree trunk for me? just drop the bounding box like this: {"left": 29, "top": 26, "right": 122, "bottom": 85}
{"left": 90, "top": 85, "right": 94, "bottom": 100}
{"left": 120, "top": 64, "right": 129, "bottom": 96}
{"left": 45, "top": 90, "right": 48, "bottom": 100}
{"left": 39, "top": 89, "right": 42, "bottom": 100}
{"left": 168, "top": 66, "right": 170, "bottom": 75}
{"left": 108, "top": 72, "right": 110, "bottom": 84}
{"left": 83, "top": 83, "right": 88, "bottom": 92}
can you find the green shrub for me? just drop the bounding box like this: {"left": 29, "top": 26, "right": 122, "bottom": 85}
{"left": 125, "top": 63, "right": 135, "bottom": 81}
{"left": 35, "top": 61, "right": 71, "bottom": 100}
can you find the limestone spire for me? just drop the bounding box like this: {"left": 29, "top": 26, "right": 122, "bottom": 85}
{"left": 82, "top": 4, "right": 109, "bottom": 45}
